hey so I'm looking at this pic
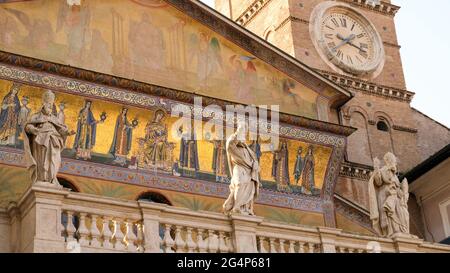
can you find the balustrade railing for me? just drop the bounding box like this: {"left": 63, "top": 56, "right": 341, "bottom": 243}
{"left": 5, "top": 184, "right": 450, "bottom": 253}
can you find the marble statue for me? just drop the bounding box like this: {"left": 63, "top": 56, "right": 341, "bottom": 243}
{"left": 368, "top": 152, "right": 410, "bottom": 237}
{"left": 23, "top": 90, "right": 75, "bottom": 186}
{"left": 223, "top": 123, "right": 261, "bottom": 216}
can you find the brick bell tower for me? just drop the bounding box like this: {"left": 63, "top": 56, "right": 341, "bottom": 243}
{"left": 215, "top": 0, "right": 450, "bottom": 175}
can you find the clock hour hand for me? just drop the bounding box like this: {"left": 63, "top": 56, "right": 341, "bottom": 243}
{"left": 337, "top": 33, "right": 367, "bottom": 53}
{"left": 333, "top": 33, "right": 356, "bottom": 51}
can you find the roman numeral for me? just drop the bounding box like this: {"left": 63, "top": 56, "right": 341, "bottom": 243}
{"left": 347, "top": 55, "right": 353, "bottom": 64}
{"left": 360, "top": 43, "right": 368, "bottom": 49}
{"left": 357, "top": 33, "right": 365, "bottom": 39}
{"left": 351, "top": 23, "right": 355, "bottom": 31}
{"left": 325, "top": 25, "right": 334, "bottom": 31}
{"left": 355, "top": 55, "right": 362, "bottom": 63}
{"left": 336, "top": 50, "right": 343, "bottom": 59}
{"left": 331, "top": 18, "right": 339, "bottom": 27}
{"left": 340, "top": 18, "right": 347, "bottom": 28}
{"left": 328, "top": 42, "right": 336, "bottom": 48}
{"left": 325, "top": 33, "right": 333, "bottom": 39}
{"left": 359, "top": 50, "right": 368, "bottom": 59}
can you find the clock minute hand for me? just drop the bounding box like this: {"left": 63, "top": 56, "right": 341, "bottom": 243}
{"left": 333, "top": 33, "right": 356, "bottom": 52}
{"left": 347, "top": 41, "right": 367, "bottom": 53}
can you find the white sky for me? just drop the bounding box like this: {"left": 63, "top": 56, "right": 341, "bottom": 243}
{"left": 200, "top": 0, "right": 450, "bottom": 127}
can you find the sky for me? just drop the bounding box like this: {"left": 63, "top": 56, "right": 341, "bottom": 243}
{"left": 200, "top": 0, "right": 450, "bottom": 127}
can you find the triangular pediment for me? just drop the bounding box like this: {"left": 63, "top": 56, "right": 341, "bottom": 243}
{"left": 0, "top": 0, "right": 350, "bottom": 121}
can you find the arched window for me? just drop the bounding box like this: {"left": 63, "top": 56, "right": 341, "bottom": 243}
{"left": 137, "top": 191, "right": 172, "bottom": 206}
{"left": 58, "top": 177, "right": 79, "bottom": 192}
{"left": 377, "top": 120, "right": 389, "bottom": 132}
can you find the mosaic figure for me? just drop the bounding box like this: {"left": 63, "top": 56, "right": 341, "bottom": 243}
{"left": 0, "top": 83, "right": 21, "bottom": 146}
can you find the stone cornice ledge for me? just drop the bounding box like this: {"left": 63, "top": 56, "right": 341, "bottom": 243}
{"left": 338, "top": 0, "right": 400, "bottom": 17}
{"left": 318, "top": 69, "right": 415, "bottom": 103}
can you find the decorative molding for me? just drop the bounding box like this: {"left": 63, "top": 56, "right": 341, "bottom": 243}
{"left": 334, "top": 194, "right": 373, "bottom": 231}
{"left": 392, "top": 125, "right": 418, "bottom": 134}
{"left": 338, "top": 0, "right": 400, "bottom": 17}
{"left": 318, "top": 69, "right": 415, "bottom": 103}
{"left": 235, "top": 0, "right": 273, "bottom": 26}
{"left": 340, "top": 162, "right": 372, "bottom": 181}
{"left": 275, "top": 16, "right": 309, "bottom": 32}
{"left": 383, "top": 41, "right": 401, "bottom": 49}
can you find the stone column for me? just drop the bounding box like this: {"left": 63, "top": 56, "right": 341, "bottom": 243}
{"left": 317, "top": 226, "right": 341, "bottom": 253}
{"left": 230, "top": 214, "right": 263, "bottom": 253}
{"left": 17, "top": 184, "right": 68, "bottom": 253}
{"left": 139, "top": 201, "right": 165, "bottom": 253}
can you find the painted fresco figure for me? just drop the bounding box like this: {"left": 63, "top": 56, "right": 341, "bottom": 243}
{"left": 211, "top": 139, "right": 229, "bottom": 183}
{"left": 109, "top": 107, "right": 137, "bottom": 166}
{"left": 223, "top": 123, "right": 260, "bottom": 216}
{"left": 272, "top": 140, "right": 292, "bottom": 193}
{"left": 129, "top": 13, "right": 165, "bottom": 71}
{"left": 141, "top": 109, "right": 174, "bottom": 170}
{"left": 0, "top": 83, "right": 21, "bottom": 146}
{"left": 178, "top": 127, "right": 200, "bottom": 176}
{"left": 73, "top": 100, "right": 105, "bottom": 160}
{"left": 188, "top": 33, "right": 223, "bottom": 87}
{"left": 293, "top": 147, "right": 304, "bottom": 184}
{"left": 23, "top": 90, "right": 75, "bottom": 186}
{"left": 300, "top": 146, "right": 317, "bottom": 195}
{"left": 368, "top": 153, "right": 410, "bottom": 238}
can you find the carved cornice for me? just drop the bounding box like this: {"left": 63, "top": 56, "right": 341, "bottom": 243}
{"left": 392, "top": 125, "right": 418, "bottom": 134}
{"left": 235, "top": 0, "right": 272, "bottom": 26}
{"left": 383, "top": 41, "right": 401, "bottom": 49}
{"left": 338, "top": 0, "right": 400, "bottom": 17}
{"left": 235, "top": 0, "right": 400, "bottom": 28}
{"left": 275, "top": 16, "right": 309, "bottom": 31}
{"left": 334, "top": 194, "right": 373, "bottom": 230}
{"left": 318, "top": 69, "right": 415, "bottom": 103}
{"left": 339, "top": 161, "right": 372, "bottom": 181}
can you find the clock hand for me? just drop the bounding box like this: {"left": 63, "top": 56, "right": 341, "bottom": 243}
{"left": 336, "top": 33, "right": 367, "bottom": 52}
{"left": 333, "top": 33, "right": 356, "bottom": 51}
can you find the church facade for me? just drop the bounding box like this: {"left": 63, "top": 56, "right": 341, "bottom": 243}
{"left": 0, "top": 0, "right": 448, "bottom": 253}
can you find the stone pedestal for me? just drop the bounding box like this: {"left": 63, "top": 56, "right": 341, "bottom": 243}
{"left": 391, "top": 233, "right": 424, "bottom": 253}
{"left": 139, "top": 201, "right": 165, "bottom": 253}
{"left": 17, "top": 184, "right": 68, "bottom": 253}
{"left": 317, "top": 227, "right": 341, "bottom": 253}
{"left": 230, "top": 214, "right": 263, "bottom": 253}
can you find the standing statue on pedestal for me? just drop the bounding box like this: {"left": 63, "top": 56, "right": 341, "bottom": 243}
{"left": 223, "top": 123, "right": 261, "bottom": 216}
{"left": 23, "top": 90, "right": 75, "bottom": 186}
{"left": 368, "top": 152, "right": 410, "bottom": 237}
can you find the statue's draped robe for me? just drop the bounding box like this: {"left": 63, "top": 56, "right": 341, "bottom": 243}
{"left": 179, "top": 133, "right": 199, "bottom": 170}
{"left": 272, "top": 143, "right": 290, "bottom": 186}
{"left": 23, "top": 111, "right": 69, "bottom": 184}
{"left": 0, "top": 91, "right": 20, "bottom": 144}
{"left": 109, "top": 114, "right": 132, "bottom": 157}
{"left": 223, "top": 134, "right": 260, "bottom": 215}
{"left": 73, "top": 107, "right": 97, "bottom": 158}
{"left": 301, "top": 153, "right": 315, "bottom": 192}
{"left": 368, "top": 167, "right": 410, "bottom": 237}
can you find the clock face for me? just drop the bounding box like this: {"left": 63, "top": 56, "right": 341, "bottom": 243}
{"left": 311, "top": 3, "right": 384, "bottom": 76}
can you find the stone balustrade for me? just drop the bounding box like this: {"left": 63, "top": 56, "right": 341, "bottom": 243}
{"left": 3, "top": 184, "right": 450, "bottom": 253}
